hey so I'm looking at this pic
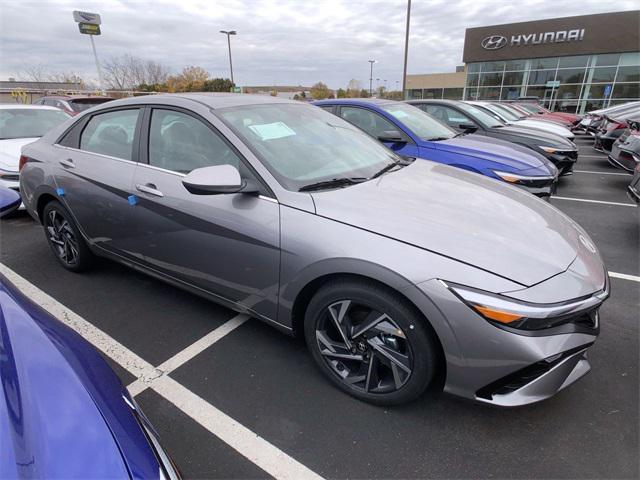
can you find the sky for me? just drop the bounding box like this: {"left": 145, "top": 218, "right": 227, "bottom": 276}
{"left": 0, "top": 0, "right": 638, "bottom": 89}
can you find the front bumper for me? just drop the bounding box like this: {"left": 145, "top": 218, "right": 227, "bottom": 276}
{"left": 415, "top": 275, "right": 607, "bottom": 407}
{"left": 544, "top": 150, "right": 578, "bottom": 175}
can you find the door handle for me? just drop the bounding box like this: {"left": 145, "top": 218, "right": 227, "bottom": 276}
{"left": 136, "top": 183, "right": 164, "bottom": 197}
{"left": 59, "top": 158, "right": 75, "bottom": 168}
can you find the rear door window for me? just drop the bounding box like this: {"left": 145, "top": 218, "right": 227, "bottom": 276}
{"left": 339, "top": 106, "right": 397, "bottom": 138}
{"left": 80, "top": 109, "right": 140, "bottom": 161}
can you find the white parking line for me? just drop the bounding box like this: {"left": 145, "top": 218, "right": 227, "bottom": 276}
{"left": 573, "top": 170, "right": 630, "bottom": 176}
{"left": 127, "top": 313, "right": 249, "bottom": 396}
{"left": 609, "top": 271, "right": 640, "bottom": 283}
{"left": 0, "top": 263, "right": 322, "bottom": 480}
{"left": 552, "top": 196, "right": 637, "bottom": 207}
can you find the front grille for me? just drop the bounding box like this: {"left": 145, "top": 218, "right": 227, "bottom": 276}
{"left": 520, "top": 178, "right": 555, "bottom": 188}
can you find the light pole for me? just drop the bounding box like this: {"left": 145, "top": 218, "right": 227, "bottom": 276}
{"left": 402, "top": 0, "right": 411, "bottom": 99}
{"left": 220, "top": 30, "right": 237, "bottom": 85}
{"left": 367, "top": 59, "right": 376, "bottom": 97}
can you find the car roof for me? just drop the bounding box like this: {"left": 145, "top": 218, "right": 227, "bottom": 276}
{"left": 0, "top": 104, "right": 63, "bottom": 111}
{"left": 314, "top": 98, "right": 397, "bottom": 107}
{"left": 406, "top": 99, "right": 461, "bottom": 105}
{"left": 101, "top": 92, "right": 302, "bottom": 110}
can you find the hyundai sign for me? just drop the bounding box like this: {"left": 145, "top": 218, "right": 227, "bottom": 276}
{"left": 463, "top": 11, "right": 639, "bottom": 62}
{"left": 73, "top": 11, "right": 101, "bottom": 25}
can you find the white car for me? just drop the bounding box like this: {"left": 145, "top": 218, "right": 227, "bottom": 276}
{"left": 0, "top": 104, "right": 70, "bottom": 212}
{"left": 467, "top": 101, "right": 575, "bottom": 140}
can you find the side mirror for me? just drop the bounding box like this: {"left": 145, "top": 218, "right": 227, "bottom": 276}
{"left": 458, "top": 123, "right": 478, "bottom": 133}
{"left": 377, "top": 130, "right": 409, "bottom": 143}
{"left": 182, "top": 164, "right": 248, "bottom": 195}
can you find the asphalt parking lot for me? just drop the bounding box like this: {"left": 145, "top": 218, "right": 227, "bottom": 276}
{"left": 1, "top": 136, "right": 638, "bottom": 479}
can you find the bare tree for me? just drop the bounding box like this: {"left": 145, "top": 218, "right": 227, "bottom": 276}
{"left": 17, "top": 64, "right": 49, "bottom": 88}
{"left": 102, "top": 55, "right": 132, "bottom": 90}
{"left": 144, "top": 60, "right": 169, "bottom": 85}
{"left": 103, "top": 54, "right": 171, "bottom": 90}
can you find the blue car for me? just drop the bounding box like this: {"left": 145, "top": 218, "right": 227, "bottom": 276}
{"left": 0, "top": 193, "right": 179, "bottom": 478}
{"left": 314, "top": 99, "right": 558, "bottom": 198}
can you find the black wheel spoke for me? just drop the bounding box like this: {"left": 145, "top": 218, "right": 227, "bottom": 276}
{"left": 367, "top": 337, "right": 412, "bottom": 374}
{"left": 316, "top": 330, "right": 363, "bottom": 361}
{"left": 327, "top": 300, "right": 353, "bottom": 348}
{"left": 351, "top": 311, "right": 388, "bottom": 339}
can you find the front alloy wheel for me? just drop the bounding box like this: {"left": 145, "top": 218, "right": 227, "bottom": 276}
{"left": 316, "top": 300, "right": 413, "bottom": 394}
{"left": 305, "top": 280, "right": 439, "bottom": 405}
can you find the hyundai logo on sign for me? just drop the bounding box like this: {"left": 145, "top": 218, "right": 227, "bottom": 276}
{"left": 72, "top": 10, "right": 101, "bottom": 25}
{"left": 481, "top": 35, "right": 508, "bottom": 50}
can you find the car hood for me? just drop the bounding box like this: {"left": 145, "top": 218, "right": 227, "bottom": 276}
{"left": 514, "top": 120, "right": 573, "bottom": 138}
{"left": 311, "top": 161, "right": 588, "bottom": 287}
{"left": 0, "top": 276, "right": 160, "bottom": 479}
{"left": 426, "top": 134, "right": 548, "bottom": 171}
{"left": 494, "top": 125, "right": 574, "bottom": 147}
{"left": 0, "top": 138, "right": 38, "bottom": 171}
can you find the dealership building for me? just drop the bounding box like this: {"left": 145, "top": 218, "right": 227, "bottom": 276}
{"left": 406, "top": 11, "right": 640, "bottom": 113}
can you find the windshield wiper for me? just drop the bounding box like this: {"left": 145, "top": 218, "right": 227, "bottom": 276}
{"left": 298, "top": 177, "right": 367, "bottom": 192}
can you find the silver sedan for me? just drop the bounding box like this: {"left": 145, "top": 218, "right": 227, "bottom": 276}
{"left": 19, "top": 94, "right": 608, "bottom": 406}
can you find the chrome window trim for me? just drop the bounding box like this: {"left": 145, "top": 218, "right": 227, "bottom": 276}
{"left": 52, "top": 144, "right": 137, "bottom": 165}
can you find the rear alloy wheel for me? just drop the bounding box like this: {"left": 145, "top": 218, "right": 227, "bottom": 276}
{"left": 43, "top": 201, "right": 93, "bottom": 272}
{"left": 305, "top": 280, "right": 439, "bottom": 405}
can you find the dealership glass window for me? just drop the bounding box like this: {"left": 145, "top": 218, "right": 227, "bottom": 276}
{"left": 527, "top": 70, "right": 556, "bottom": 85}
{"left": 502, "top": 71, "right": 524, "bottom": 86}
{"left": 619, "top": 52, "right": 640, "bottom": 66}
{"left": 504, "top": 59, "right": 527, "bottom": 71}
{"left": 616, "top": 66, "right": 640, "bottom": 83}
{"left": 442, "top": 88, "right": 463, "bottom": 100}
{"left": 555, "top": 84, "right": 582, "bottom": 100}
{"left": 523, "top": 86, "right": 547, "bottom": 99}
{"left": 584, "top": 84, "right": 615, "bottom": 99}
{"left": 611, "top": 83, "right": 640, "bottom": 99}
{"left": 558, "top": 55, "right": 589, "bottom": 68}
{"left": 500, "top": 87, "right": 521, "bottom": 100}
{"left": 465, "top": 88, "right": 479, "bottom": 100}
{"left": 409, "top": 89, "right": 423, "bottom": 99}
{"left": 423, "top": 88, "right": 443, "bottom": 99}
{"left": 476, "top": 87, "right": 501, "bottom": 100}
{"left": 467, "top": 63, "right": 481, "bottom": 73}
{"left": 590, "top": 67, "right": 617, "bottom": 83}
{"left": 594, "top": 53, "right": 621, "bottom": 67}
{"left": 479, "top": 72, "right": 503, "bottom": 86}
{"left": 480, "top": 61, "right": 505, "bottom": 73}
{"left": 466, "top": 73, "right": 480, "bottom": 87}
{"left": 555, "top": 68, "right": 586, "bottom": 84}
{"left": 530, "top": 58, "right": 558, "bottom": 70}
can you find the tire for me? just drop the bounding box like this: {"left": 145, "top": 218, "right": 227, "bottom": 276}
{"left": 42, "top": 200, "right": 94, "bottom": 272}
{"left": 304, "top": 279, "right": 440, "bottom": 406}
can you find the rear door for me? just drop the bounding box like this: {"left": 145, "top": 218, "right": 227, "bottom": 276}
{"left": 128, "top": 106, "right": 280, "bottom": 319}
{"left": 53, "top": 107, "right": 141, "bottom": 257}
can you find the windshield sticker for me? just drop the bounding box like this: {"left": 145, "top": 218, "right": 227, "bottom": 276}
{"left": 248, "top": 122, "right": 296, "bottom": 140}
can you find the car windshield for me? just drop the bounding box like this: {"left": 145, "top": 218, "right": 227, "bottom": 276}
{"left": 380, "top": 103, "right": 456, "bottom": 140}
{"left": 457, "top": 103, "right": 505, "bottom": 128}
{"left": 0, "top": 109, "right": 70, "bottom": 140}
{"left": 488, "top": 104, "right": 522, "bottom": 121}
{"left": 218, "top": 103, "right": 399, "bottom": 191}
{"left": 69, "top": 98, "right": 112, "bottom": 112}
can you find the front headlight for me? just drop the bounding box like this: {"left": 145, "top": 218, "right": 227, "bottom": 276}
{"left": 539, "top": 146, "right": 562, "bottom": 154}
{"left": 492, "top": 170, "right": 556, "bottom": 185}
{"left": 444, "top": 282, "right": 606, "bottom": 331}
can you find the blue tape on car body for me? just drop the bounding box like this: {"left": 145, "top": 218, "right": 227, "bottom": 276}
{"left": 56, "top": 187, "right": 65, "bottom": 197}
{"left": 128, "top": 195, "right": 138, "bottom": 206}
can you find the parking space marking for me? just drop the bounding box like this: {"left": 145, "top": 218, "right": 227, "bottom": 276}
{"left": 127, "top": 313, "right": 250, "bottom": 396}
{"left": 152, "top": 375, "right": 323, "bottom": 480}
{"left": 609, "top": 271, "right": 640, "bottom": 283}
{"left": 573, "top": 170, "right": 630, "bottom": 176}
{"left": 552, "top": 196, "right": 637, "bottom": 207}
{"left": 0, "top": 262, "right": 322, "bottom": 480}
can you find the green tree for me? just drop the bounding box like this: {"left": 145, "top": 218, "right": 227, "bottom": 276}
{"left": 202, "top": 78, "right": 234, "bottom": 92}
{"left": 310, "top": 82, "right": 331, "bottom": 100}
{"left": 336, "top": 88, "right": 346, "bottom": 98}
{"left": 359, "top": 89, "right": 369, "bottom": 98}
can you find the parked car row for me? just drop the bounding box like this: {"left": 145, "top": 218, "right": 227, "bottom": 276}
{"left": 571, "top": 101, "right": 640, "bottom": 204}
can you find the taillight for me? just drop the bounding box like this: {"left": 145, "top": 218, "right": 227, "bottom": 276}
{"left": 19, "top": 155, "right": 29, "bottom": 171}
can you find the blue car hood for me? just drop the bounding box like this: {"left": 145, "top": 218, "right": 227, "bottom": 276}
{"left": 422, "top": 134, "right": 549, "bottom": 173}
{"left": 0, "top": 277, "right": 159, "bottom": 479}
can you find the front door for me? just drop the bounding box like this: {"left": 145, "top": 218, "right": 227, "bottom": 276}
{"left": 128, "top": 107, "right": 281, "bottom": 320}
{"left": 54, "top": 107, "right": 141, "bottom": 257}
